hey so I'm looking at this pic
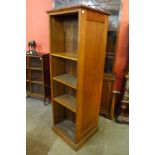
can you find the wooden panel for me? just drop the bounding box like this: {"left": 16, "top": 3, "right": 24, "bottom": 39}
{"left": 86, "top": 10, "right": 105, "bottom": 23}
{"left": 81, "top": 20, "right": 105, "bottom": 133}
{"left": 76, "top": 14, "right": 108, "bottom": 141}
{"left": 54, "top": 94, "right": 76, "bottom": 113}
{"left": 100, "top": 80, "right": 112, "bottom": 116}
{"left": 53, "top": 81, "right": 65, "bottom": 98}
{"left": 64, "top": 14, "right": 78, "bottom": 53}
{"left": 51, "top": 16, "right": 65, "bottom": 53}
{"left": 53, "top": 101, "right": 66, "bottom": 124}
{"left": 52, "top": 57, "right": 77, "bottom": 77}
{"left": 51, "top": 14, "right": 78, "bottom": 54}
{"left": 52, "top": 56, "right": 66, "bottom": 77}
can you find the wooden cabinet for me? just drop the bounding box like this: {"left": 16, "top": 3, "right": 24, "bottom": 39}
{"left": 100, "top": 74, "right": 115, "bottom": 118}
{"left": 116, "top": 73, "right": 129, "bottom": 123}
{"left": 99, "top": 2, "right": 121, "bottom": 119}
{"left": 47, "top": 5, "right": 109, "bottom": 150}
{"left": 26, "top": 53, "right": 51, "bottom": 105}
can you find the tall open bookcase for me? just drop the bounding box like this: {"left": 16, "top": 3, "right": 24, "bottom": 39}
{"left": 47, "top": 5, "right": 109, "bottom": 150}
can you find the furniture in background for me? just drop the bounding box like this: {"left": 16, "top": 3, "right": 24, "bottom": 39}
{"left": 100, "top": 1, "right": 121, "bottom": 119}
{"left": 26, "top": 53, "right": 51, "bottom": 105}
{"left": 100, "top": 74, "right": 115, "bottom": 118}
{"left": 116, "top": 73, "right": 129, "bottom": 123}
{"left": 47, "top": 5, "right": 109, "bottom": 150}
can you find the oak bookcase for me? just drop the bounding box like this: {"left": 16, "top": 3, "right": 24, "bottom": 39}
{"left": 47, "top": 5, "right": 109, "bottom": 150}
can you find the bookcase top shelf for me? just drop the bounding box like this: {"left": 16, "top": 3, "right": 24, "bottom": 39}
{"left": 46, "top": 4, "right": 110, "bottom": 15}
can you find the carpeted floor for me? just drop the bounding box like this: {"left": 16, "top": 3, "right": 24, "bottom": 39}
{"left": 26, "top": 97, "right": 129, "bottom": 155}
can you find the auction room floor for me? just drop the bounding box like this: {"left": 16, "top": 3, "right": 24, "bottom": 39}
{"left": 26, "top": 98, "right": 129, "bottom": 155}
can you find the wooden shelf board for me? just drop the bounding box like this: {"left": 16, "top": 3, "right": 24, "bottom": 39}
{"left": 29, "top": 67, "right": 42, "bottom": 70}
{"left": 53, "top": 74, "right": 77, "bottom": 89}
{"left": 55, "top": 119, "right": 75, "bottom": 142}
{"left": 26, "top": 80, "right": 30, "bottom": 82}
{"left": 31, "top": 81, "right": 44, "bottom": 84}
{"left": 31, "top": 93, "right": 44, "bottom": 98}
{"left": 52, "top": 52, "right": 78, "bottom": 61}
{"left": 54, "top": 94, "right": 76, "bottom": 113}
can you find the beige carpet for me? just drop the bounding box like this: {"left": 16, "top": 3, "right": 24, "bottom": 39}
{"left": 26, "top": 98, "right": 129, "bottom": 155}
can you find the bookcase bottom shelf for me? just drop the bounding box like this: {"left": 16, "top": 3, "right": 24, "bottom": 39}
{"left": 55, "top": 119, "right": 75, "bottom": 142}
{"left": 52, "top": 124, "right": 98, "bottom": 151}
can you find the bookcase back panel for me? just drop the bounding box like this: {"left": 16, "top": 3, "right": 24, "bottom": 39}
{"left": 53, "top": 101, "right": 76, "bottom": 141}
{"left": 65, "top": 15, "right": 78, "bottom": 53}
{"left": 53, "top": 81, "right": 76, "bottom": 98}
{"left": 53, "top": 101, "right": 66, "bottom": 123}
{"left": 51, "top": 13, "right": 78, "bottom": 54}
{"left": 52, "top": 57, "right": 77, "bottom": 77}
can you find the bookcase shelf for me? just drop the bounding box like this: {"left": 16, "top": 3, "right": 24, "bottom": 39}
{"left": 31, "top": 81, "right": 44, "bottom": 84}
{"left": 47, "top": 5, "right": 109, "bottom": 150}
{"left": 55, "top": 119, "right": 75, "bottom": 142}
{"left": 53, "top": 74, "right": 77, "bottom": 89}
{"left": 30, "top": 67, "right": 42, "bottom": 70}
{"left": 52, "top": 52, "right": 78, "bottom": 61}
{"left": 54, "top": 94, "right": 76, "bottom": 113}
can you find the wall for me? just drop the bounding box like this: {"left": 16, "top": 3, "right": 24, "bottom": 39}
{"left": 26, "top": 0, "right": 51, "bottom": 53}
{"left": 114, "top": 0, "right": 129, "bottom": 91}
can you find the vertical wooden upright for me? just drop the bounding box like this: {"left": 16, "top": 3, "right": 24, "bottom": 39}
{"left": 47, "top": 5, "right": 109, "bottom": 150}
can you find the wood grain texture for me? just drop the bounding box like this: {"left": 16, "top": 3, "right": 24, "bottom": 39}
{"left": 100, "top": 73, "right": 115, "bottom": 118}
{"left": 53, "top": 74, "right": 77, "bottom": 89}
{"left": 86, "top": 10, "right": 105, "bottom": 23}
{"left": 77, "top": 17, "right": 106, "bottom": 140}
{"left": 54, "top": 94, "right": 76, "bottom": 113}
{"left": 48, "top": 6, "right": 109, "bottom": 150}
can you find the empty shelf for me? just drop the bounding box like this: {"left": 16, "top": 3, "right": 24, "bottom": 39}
{"left": 53, "top": 74, "right": 77, "bottom": 89}
{"left": 55, "top": 119, "right": 75, "bottom": 142}
{"left": 52, "top": 52, "right": 78, "bottom": 61}
{"left": 31, "top": 81, "right": 43, "bottom": 84}
{"left": 54, "top": 94, "right": 76, "bottom": 113}
{"left": 29, "top": 67, "right": 42, "bottom": 70}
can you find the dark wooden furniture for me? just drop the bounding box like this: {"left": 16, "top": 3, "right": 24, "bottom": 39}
{"left": 26, "top": 53, "right": 51, "bottom": 105}
{"left": 47, "top": 5, "right": 109, "bottom": 150}
{"left": 116, "top": 73, "right": 129, "bottom": 123}
{"left": 100, "top": 4, "right": 121, "bottom": 119}
{"left": 100, "top": 74, "right": 115, "bottom": 118}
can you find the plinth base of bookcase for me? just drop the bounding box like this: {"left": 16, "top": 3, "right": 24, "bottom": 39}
{"left": 52, "top": 125, "right": 98, "bottom": 151}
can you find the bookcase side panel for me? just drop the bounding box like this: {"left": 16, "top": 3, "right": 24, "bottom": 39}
{"left": 76, "top": 11, "right": 108, "bottom": 141}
